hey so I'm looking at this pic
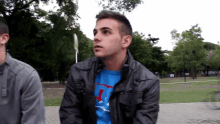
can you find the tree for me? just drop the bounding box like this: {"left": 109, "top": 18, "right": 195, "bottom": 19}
{"left": 147, "top": 34, "right": 169, "bottom": 77}
{"left": 203, "top": 42, "right": 217, "bottom": 76}
{"left": 0, "top": 0, "right": 79, "bottom": 32}
{"left": 129, "top": 32, "right": 169, "bottom": 77}
{"left": 76, "top": 31, "right": 94, "bottom": 62}
{"left": 42, "top": 13, "right": 94, "bottom": 84}
{"left": 129, "top": 31, "right": 153, "bottom": 70}
{"left": 213, "top": 45, "right": 220, "bottom": 71}
{"left": 205, "top": 44, "right": 220, "bottom": 75}
{"left": 204, "top": 42, "right": 218, "bottom": 51}
{"left": 152, "top": 47, "right": 169, "bottom": 78}
{"left": 167, "top": 24, "right": 207, "bottom": 79}
{"left": 0, "top": 0, "right": 80, "bottom": 83}
{"left": 96, "top": 0, "right": 143, "bottom": 12}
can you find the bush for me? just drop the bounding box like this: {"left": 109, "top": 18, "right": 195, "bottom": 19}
{"left": 162, "top": 71, "right": 166, "bottom": 78}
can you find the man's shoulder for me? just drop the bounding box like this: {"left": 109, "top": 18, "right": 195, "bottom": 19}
{"left": 70, "top": 57, "right": 97, "bottom": 70}
{"left": 134, "top": 60, "right": 157, "bottom": 81}
{"left": 8, "top": 57, "right": 36, "bottom": 75}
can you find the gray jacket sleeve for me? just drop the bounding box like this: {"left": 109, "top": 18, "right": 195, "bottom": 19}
{"left": 20, "top": 70, "right": 45, "bottom": 124}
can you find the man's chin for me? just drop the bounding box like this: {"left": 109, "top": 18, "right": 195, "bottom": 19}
{"left": 95, "top": 54, "right": 104, "bottom": 58}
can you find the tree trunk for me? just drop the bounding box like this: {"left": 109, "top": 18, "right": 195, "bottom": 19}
{"left": 203, "top": 70, "right": 206, "bottom": 77}
{"left": 159, "top": 71, "right": 162, "bottom": 79}
{"left": 47, "top": 69, "right": 50, "bottom": 82}
{"left": 191, "top": 70, "right": 195, "bottom": 79}
{"left": 194, "top": 67, "right": 197, "bottom": 79}
{"left": 59, "top": 62, "right": 65, "bottom": 85}
{"left": 58, "top": 61, "right": 66, "bottom": 85}
{"left": 206, "top": 67, "right": 209, "bottom": 76}
{"left": 180, "top": 71, "right": 183, "bottom": 77}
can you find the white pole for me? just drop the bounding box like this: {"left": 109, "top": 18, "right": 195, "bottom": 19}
{"left": 76, "top": 52, "right": 78, "bottom": 63}
{"left": 74, "top": 33, "right": 78, "bottom": 63}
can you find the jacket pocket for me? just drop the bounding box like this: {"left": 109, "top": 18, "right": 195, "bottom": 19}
{"left": 73, "top": 80, "right": 85, "bottom": 100}
{"left": 119, "top": 92, "right": 142, "bottom": 120}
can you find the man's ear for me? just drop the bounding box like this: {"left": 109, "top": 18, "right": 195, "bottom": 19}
{"left": 0, "top": 34, "right": 9, "bottom": 45}
{"left": 122, "top": 35, "right": 132, "bottom": 49}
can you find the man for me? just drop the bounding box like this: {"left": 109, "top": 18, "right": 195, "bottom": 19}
{"left": 0, "top": 20, "right": 45, "bottom": 123}
{"left": 59, "top": 10, "right": 160, "bottom": 124}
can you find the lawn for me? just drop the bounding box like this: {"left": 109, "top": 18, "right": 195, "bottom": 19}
{"left": 159, "top": 89, "right": 217, "bottom": 104}
{"left": 44, "top": 98, "right": 62, "bottom": 106}
{"left": 44, "top": 77, "right": 220, "bottom": 106}
{"left": 159, "top": 76, "right": 219, "bottom": 83}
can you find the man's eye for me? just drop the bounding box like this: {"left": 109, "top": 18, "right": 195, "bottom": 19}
{"left": 103, "top": 30, "right": 109, "bottom": 34}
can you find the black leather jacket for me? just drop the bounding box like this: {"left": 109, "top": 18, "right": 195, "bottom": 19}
{"left": 59, "top": 50, "right": 160, "bottom": 124}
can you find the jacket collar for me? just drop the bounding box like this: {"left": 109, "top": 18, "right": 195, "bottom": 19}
{"left": 95, "top": 49, "right": 135, "bottom": 81}
{"left": 4, "top": 52, "right": 13, "bottom": 66}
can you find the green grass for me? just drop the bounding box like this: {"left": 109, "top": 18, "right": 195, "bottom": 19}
{"left": 159, "top": 88, "right": 218, "bottom": 104}
{"left": 159, "top": 76, "right": 219, "bottom": 83}
{"left": 44, "top": 98, "right": 62, "bottom": 106}
{"left": 159, "top": 80, "right": 219, "bottom": 104}
{"left": 191, "top": 81, "right": 218, "bottom": 86}
{"left": 42, "top": 81, "right": 60, "bottom": 84}
{"left": 160, "top": 80, "right": 218, "bottom": 88}
{"left": 44, "top": 80, "right": 219, "bottom": 106}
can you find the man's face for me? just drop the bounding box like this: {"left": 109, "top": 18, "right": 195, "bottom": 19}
{"left": 93, "top": 18, "right": 123, "bottom": 58}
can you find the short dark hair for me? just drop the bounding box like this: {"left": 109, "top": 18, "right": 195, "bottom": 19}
{"left": 96, "top": 10, "right": 132, "bottom": 37}
{"left": 0, "top": 20, "right": 9, "bottom": 35}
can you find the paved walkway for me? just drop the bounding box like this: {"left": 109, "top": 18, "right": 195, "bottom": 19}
{"left": 45, "top": 102, "right": 220, "bottom": 124}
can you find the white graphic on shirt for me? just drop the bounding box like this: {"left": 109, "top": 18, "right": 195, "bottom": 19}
{"left": 96, "top": 106, "right": 110, "bottom": 112}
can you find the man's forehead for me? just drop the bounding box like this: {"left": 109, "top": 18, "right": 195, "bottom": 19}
{"left": 95, "top": 18, "right": 120, "bottom": 30}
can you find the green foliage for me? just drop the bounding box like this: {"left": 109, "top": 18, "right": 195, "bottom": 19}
{"left": 129, "top": 31, "right": 152, "bottom": 68}
{"left": 202, "top": 42, "right": 219, "bottom": 71}
{"left": 206, "top": 45, "right": 220, "bottom": 70}
{"left": 167, "top": 24, "right": 207, "bottom": 74}
{"left": 96, "top": 0, "right": 143, "bottom": 12}
{"left": 35, "top": 8, "right": 48, "bottom": 18}
{"left": 1, "top": 0, "right": 88, "bottom": 83}
{"left": 78, "top": 36, "right": 94, "bottom": 61}
{"left": 150, "top": 46, "right": 168, "bottom": 74}
{"left": 129, "top": 31, "right": 169, "bottom": 74}
{"left": 162, "top": 70, "right": 167, "bottom": 77}
{"left": 203, "top": 42, "right": 218, "bottom": 51}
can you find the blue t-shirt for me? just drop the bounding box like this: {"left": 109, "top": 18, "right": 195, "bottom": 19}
{"left": 94, "top": 69, "right": 122, "bottom": 124}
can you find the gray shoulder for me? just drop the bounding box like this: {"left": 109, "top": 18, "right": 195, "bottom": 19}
{"left": 9, "top": 58, "right": 37, "bottom": 76}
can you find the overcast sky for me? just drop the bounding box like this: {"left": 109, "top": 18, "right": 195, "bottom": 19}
{"left": 39, "top": 0, "right": 220, "bottom": 51}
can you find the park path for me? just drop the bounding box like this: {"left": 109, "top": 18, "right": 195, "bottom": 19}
{"left": 45, "top": 102, "right": 220, "bottom": 124}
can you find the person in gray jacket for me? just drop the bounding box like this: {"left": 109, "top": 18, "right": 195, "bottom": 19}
{"left": 0, "top": 20, "right": 45, "bottom": 123}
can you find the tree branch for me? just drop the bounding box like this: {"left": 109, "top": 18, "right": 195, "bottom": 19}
{"left": 12, "top": 0, "right": 35, "bottom": 15}
{"left": 1, "top": 10, "right": 7, "bottom": 18}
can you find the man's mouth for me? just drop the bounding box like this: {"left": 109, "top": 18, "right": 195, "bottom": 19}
{"left": 94, "top": 45, "right": 103, "bottom": 48}
{"left": 94, "top": 45, "right": 103, "bottom": 52}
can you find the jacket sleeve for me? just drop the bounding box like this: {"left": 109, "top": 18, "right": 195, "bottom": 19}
{"left": 21, "top": 70, "right": 45, "bottom": 124}
{"left": 59, "top": 67, "right": 83, "bottom": 124}
{"left": 133, "top": 78, "right": 160, "bottom": 124}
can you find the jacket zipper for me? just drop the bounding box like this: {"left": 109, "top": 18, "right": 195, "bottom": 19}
{"left": 110, "top": 79, "right": 124, "bottom": 124}
{"left": 92, "top": 70, "right": 98, "bottom": 124}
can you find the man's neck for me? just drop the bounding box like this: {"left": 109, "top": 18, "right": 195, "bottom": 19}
{"left": 102, "top": 50, "right": 127, "bottom": 71}
{"left": 0, "top": 49, "right": 6, "bottom": 64}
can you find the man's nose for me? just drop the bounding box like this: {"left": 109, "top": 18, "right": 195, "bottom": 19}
{"left": 94, "top": 32, "right": 102, "bottom": 43}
